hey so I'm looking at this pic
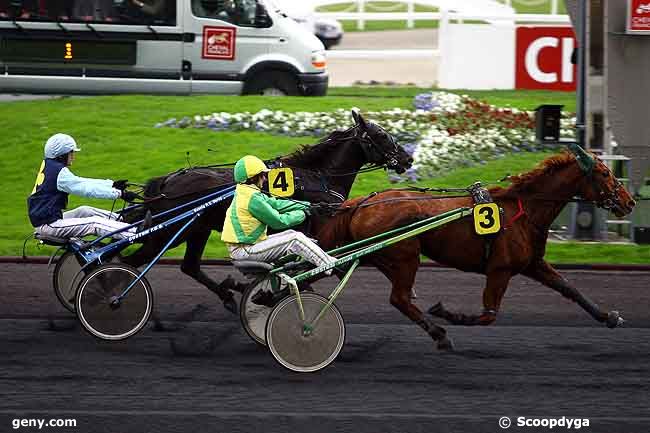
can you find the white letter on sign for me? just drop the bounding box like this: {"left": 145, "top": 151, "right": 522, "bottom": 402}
{"left": 525, "top": 37, "right": 558, "bottom": 83}
{"left": 561, "top": 37, "right": 574, "bottom": 83}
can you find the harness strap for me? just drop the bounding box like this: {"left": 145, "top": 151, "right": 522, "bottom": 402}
{"left": 480, "top": 237, "right": 494, "bottom": 274}
{"left": 350, "top": 192, "right": 378, "bottom": 219}
{"left": 504, "top": 198, "right": 526, "bottom": 230}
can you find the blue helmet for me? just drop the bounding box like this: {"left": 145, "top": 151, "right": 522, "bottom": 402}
{"left": 44, "top": 133, "right": 81, "bottom": 159}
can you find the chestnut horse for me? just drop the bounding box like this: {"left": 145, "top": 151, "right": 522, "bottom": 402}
{"left": 313, "top": 146, "right": 636, "bottom": 350}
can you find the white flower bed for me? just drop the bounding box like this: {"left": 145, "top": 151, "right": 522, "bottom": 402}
{"left": 156, "top": 91, "right": 576, "bottom": 181}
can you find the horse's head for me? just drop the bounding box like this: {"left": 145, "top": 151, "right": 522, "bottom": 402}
{"left": 351, "top": 110, "right": 413, "bottom": 174}
{"left": 568, "top": 143, "right": 636, "bottom": 217}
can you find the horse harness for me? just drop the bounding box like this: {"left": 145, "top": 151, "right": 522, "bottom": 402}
{"left": 467, "top": 183, "right": 502, "bottom": 272}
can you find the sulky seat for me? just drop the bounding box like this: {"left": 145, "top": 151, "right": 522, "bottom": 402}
{"left": 232, "top": 260, "right": 273, "bottom": 272}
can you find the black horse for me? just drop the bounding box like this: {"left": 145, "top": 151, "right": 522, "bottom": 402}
{"left": 121, "top": 111, "right": 413, "bottom": 314}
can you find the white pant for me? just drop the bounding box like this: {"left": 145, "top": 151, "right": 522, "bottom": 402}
{"left": 36, "top": 205, "right": 135, "bottom": 240}
{"left": 228, "top": 230, "right": 337, "bottom": 269}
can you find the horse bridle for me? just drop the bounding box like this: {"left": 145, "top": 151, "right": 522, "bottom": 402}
{"left": 567, "top": 143, "right": 624, "bottom": 212}
{"left": 355, "top": 124, "right": 402, "bottom": 170}
{"left": 583, "top": 160, "right": 624, "bottom": 212}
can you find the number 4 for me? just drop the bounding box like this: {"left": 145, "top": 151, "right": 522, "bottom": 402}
{"left": 268, "top": 168, "right": 295, "bottom": 197}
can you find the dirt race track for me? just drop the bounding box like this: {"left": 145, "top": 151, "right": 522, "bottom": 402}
{"left": 1, "top": 263, "right": 649, "bottom": 433}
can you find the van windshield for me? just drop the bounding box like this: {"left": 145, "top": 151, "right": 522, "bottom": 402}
{"left": 0, "top": 1, "right": 176, "bottom": 26}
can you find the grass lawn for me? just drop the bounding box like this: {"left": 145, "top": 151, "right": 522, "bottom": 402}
{"left": 329, "top": 87, "right": 577, "bottom": 112}
{"left": 2, "top": 87, "right": 647, "bottom": 264}
{"left": 510, "top": 0, "right": 567, "bottom": 15}
{"left": 317, "top": 1, "right": 567, "bottom": 32}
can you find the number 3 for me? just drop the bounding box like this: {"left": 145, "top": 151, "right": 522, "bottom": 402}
{"left": 473, "top": 203, "right": 501, "bottom": 235}
{"left": 478, "top": 206, "right": 495, "bottom": 229}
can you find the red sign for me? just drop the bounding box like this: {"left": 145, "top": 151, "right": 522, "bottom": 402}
{"left": 515, "top": 26, "right": 577, "bottom": 91}
{"left": 202, "top": 26, "right": 236, "bottom": 60}
{"left": 627, "top": 0, "right": 650, "bottom": 33}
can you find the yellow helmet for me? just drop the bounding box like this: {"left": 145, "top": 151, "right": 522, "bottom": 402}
{"left": 234, "top": 155, "right": 269, "bottom": 183}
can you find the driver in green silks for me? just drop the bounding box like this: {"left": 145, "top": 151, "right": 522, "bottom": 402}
{"left": 221, "top": 155, "right": 337, "bottom": 286}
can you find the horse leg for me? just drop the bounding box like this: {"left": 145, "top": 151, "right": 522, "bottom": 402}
{"left": 428, "top": 269, "right": 512, "bottom": 326}
{"left": 522, "top": 260, "right": 624, "bottom": 328}
{"left": 181, "top": 230, "right": 238, "bottom": 315}
{"left": 375, "top": 253, "right": 453, "bottom": 350}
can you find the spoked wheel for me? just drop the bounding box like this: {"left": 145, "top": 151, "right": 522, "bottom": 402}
{"left": 75, "top": 263, "right": 153, "bottom": 341}
{"left": 240, "top": 275, "right": 283, "bottom": 346}
{"left": 53, "top": 251, "right": 86, "bottom": 313}
{"left": 266, "top": 293, "right": 345, "bottom": 373}
{"left": 53, "top": 251, "right": 120, "bottom": 313}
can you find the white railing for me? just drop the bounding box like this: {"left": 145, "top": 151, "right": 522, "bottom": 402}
{"left": 323, "top": 11, "right": 570, "bottom": 60}
{"left": 313, "top": 0, "right": 565, "bottom": 30}
{"left": 317, "top": 12, "right": 571, "bottom": 23}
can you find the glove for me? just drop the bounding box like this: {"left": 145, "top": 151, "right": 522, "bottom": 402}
{"left": 112, "top": 179, "right": 129, "bottom": 190}
{"left": 121, "top": 190, "right": 141, "bottom": 203}
{"left": 306, "top": 202, "right": 336, "bottom": 218}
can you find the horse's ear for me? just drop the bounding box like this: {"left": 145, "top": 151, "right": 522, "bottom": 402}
{"left": 352, "top": 109, "right": 367, "bottom": 129}
{"left": 567, "top": 142, "right": 595, "bottom": 174}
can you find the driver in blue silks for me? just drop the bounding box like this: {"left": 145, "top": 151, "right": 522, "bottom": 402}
{"left": 28, "top": 133, "right": 140, "bottom": 241}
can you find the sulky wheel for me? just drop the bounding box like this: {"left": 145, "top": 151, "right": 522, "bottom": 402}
{"left": 53, "top": 251, "right": 86, "bottom": 313}
{"left": 75, "top": 263, "right": 153, "bottom": 341}
{"left": 266, "top": 293, "right": 345, "bottom": 373}
{"left": 240, "top": 275, "right": 284, "bottom": 346}
{"left": 53, "top": 251, "right": 121, "bottom": 313}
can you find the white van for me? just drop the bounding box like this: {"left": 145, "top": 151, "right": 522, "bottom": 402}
{"left": 0, "top": 0, "right": 328, "bottom": 96}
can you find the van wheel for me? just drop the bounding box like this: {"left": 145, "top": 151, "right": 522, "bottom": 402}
{"left": 243, "top": 71, "right": 300, "bottom": 96}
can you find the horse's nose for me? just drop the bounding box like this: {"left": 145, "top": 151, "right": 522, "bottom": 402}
{"left": 408, "top": 157, "right": 414, "bottom": 164}
{"left": 628, "top": 199, "right": 636, "bottom": 209}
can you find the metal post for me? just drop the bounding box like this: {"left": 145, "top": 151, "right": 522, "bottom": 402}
{"left": 569, "top": 0, "right": 594, "bottom": 240}
{"left": 576, "top": 1, "right": 587, "bottom": 150}
{"left": 552, "top": 0, "right": 559, "bottom": 15}
{"left": 357, "top": 0, "right": 365, "bottom": 31}
{"left": 407, "top": 0, "right": 414, "bottom": 29}
{"left": 439, "top": 8, "right": 449, "bottom": 66}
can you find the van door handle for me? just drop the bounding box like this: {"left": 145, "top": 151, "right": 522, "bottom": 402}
{"left": 279, "top": 38, "right": 287, "bottom": 43}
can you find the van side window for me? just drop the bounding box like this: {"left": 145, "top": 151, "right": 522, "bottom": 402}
{"left": 192, "top": 0, "right": 257, "bottom": 27}
{"left": 0, "top": 0, "right": 176, "bottom": 25}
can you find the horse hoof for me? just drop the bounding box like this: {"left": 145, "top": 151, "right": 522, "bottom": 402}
{"left": 437, "top": 337, "right": 454, "bottom": 351}
{"left": 428, "top": 302, "right": 445, "bottom": 318}
{"left": 606, "top": 311, "right": 625, "bottom": 329}
{"left": 223, "top": 298, "right": 238, "bottom": 315}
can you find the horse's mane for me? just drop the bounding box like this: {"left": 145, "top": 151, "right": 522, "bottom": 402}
{"left": 282, "top": 129, "right": 353, "bottom": 168}
{"left": 491, "top": 151, "right": 575, "bottom": 198}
